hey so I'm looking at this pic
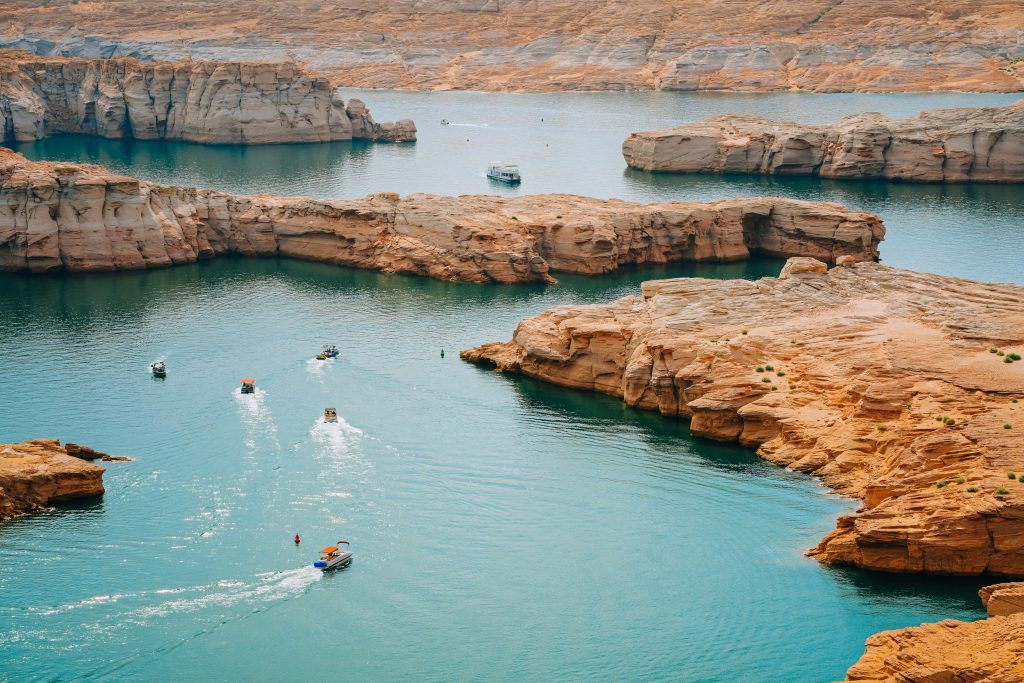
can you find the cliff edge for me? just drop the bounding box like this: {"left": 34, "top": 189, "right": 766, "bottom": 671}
{"left": 0, "top": 439, "right": 114, "bottom": 519}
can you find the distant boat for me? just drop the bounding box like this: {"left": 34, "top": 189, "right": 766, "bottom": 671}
{"left": 313, "top": 541, "right": 352, "bottom": 570}
{"left": 487, "top": 163, "right": 521, "bottom": 184}
{"left": 240, "top": 377, "right": 255, "bottom": 394}
{"left": 323, "top": 407, "right": 338, "bottom": 423}
{"left": 316, "top": 344, "right": 339, "bottom": 360}
{"left": 150, "top": 361, "right": 166, "bottom": 378}
{"left": 440, "top": 119, "right": 450, "bottom": 125}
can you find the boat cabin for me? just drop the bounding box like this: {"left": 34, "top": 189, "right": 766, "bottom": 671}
{"left": 487, "top": 163, "right": 521, "bottom": 183}
{"left": 241, "top": 378, "right": 255, "bottom": 394}
{"left": 324, "top": 407, "right": 338, "bottom": 422}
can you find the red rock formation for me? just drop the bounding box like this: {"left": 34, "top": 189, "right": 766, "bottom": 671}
{"left": 0, "top": 1, "right": 1021, "bottom": 93}
{"left": 0, "top": 439, "right": 109, "bottom": 519}
{"left": 0, "top": 50, "right": 415, "bottom": 144}
{"left": 843, "top": 582, "right": 1024, "bottom": 681}
{"left": 0, "top": 149, "right": 884, "bottom": 283}
{"left": 462, "top": 258, "right": 1024, "bottom": 576}
{"left": 622, "top": 100, "right": 1024, "bottom": 183}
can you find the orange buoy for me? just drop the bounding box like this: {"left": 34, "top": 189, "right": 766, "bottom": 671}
{"left": 294, "top": 533, "right": 301, "bottom": 544}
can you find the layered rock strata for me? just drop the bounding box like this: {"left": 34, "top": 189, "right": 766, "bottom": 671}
{"left": 622, "top": 100, "right": 1024, "bottom": 183}
{"left": 843, "top": 582, "right": 1024, "bottom": 681}
{"left": 0, "top": 150, "right": 883, "bottom": 283}
{"left": 462, "top": 258, "right": 1024, "bottom": 576}
{"left": 0, "top": 0, "right": 1021, "bottom": 93}
{"left": 0, "top": 439, "right": 110, "bottom": 519}
{"left": 0, "top": 51, "right": 415, "bottom": 144}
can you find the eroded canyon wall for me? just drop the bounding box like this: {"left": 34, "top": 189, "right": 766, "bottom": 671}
{"left": 0, "top": 150, "right": 884, "bottom": 283}
{"left": 623, "top": 100, "right": 1024, "bottom": 183}
{"left": 0, "top": 0, "right": 1020, "bottom": 93}
{"left": 0, "top": 51, "right": 415, "bottom": 144}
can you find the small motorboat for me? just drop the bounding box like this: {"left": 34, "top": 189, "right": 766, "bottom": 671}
{"left": 323, "top": 407, "right": 338, "bottom": 423}
{"left": 240, "top": 377, "right": 255, "bottom": 394}
{"left": 151, "top": 361, "right": 166, "bottom": 378}
{"left": 487, "top": 162, "right": 521, "bottom": 184}
{"left": 440, "top": 119, "right": 450, "bottom": 125}
{"left": 315, "top": 344, "right": 339, "bottom": 360}
{"left": 313, "top": 541, "right": 352, "bottom": 570}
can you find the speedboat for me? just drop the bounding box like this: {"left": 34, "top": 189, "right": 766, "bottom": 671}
{"left": 440, "top": 119, "right": 450, "bottom": 125}
{"left": 313, "top": 541, "right": 352, "bottom": 570}
{"left": 240, "top": 377, "right": 255, "bottom": 394}
{"left": 316, "top": 344, "right": 339, "bottom": 360}
{"left": 487, "top": 163, "right": 521, "bottom": 184}
{"left": 323, "top": 407, "right": 338, "bottom": 423}
{"left": 151, "top": 361, "right": 166, "bottom": 377}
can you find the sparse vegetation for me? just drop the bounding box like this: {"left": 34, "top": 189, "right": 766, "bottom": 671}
{"left": 777, "top": 371, "right": 785, "bottom": 376}
{"left": 967, "top": 487, "right": 978, "bottom": 492}
{"left": 1006, "top": 424, "right": 1014, "bottom": 429}
{"left": 997, "top": 350, "right": 1005, "bottom": 356}
{"left": 1009, "top": 352, "right": 1021, "bottom": 361}
{"left": 1005, "top": 357, "right": 1014, "bottom": 364}
{"left": 936, "top": 480, "right": 947, "bottom": 488}
{"left": 1009, "top": 473, "right": 1017, "bottom": 480}
{"left": 771, "top": 386, "right": 778, "bottom": 391}
{"left": 877, "top": 424, "right": 887, "bottom": 432}
{"left": 756, "top": 366, "right": 765, "bottom": 372}
{"left": 765, "top": 364, "right": 774, "bottom": 371}
{"left": 944, "top": 417, "right": 956, "bottom": 426}
{"left": 990, "top": 348, "right": 999, "bottom": 353}
{"left": 997, "top": 488, "right": 1009, "bottom": 495}
{"left": 762, "top": 377, "right": 772, "bottom": 383}
{"left": 955, "top": 477, "right": 965, "bottom": 484}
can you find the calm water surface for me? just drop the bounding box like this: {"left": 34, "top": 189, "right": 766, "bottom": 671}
{"left": 0, "top": 259, "right": 988, "bottom": 682}
{"left": 2, "top": 90, "right": 1018, "bottom": 682}
{"left": 15, "top": 90, "right": 1024, "bottom": 284}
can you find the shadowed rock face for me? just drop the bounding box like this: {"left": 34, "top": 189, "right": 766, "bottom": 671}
{"left": 0, "top": 51, "right": 415, "bottom": 144}
{"left": 462, "top": 258, "right": 1024, "bottom": 577}
{"left": 623, "top": 100, "right": 1024, "bottom": 183}
{"left": 843, "top": 582, "right": 1024, "bottom": 681}
{"left": 0, "top": 150, "right": 883, "bottom": 282}
{"left": 0, "top": 0, "right": 1021, "bottom": 93}
{"left": 0, "top": 439, "right": 108, "bottom": 519}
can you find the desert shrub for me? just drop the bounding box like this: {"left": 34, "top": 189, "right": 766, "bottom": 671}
{"left": 955, "top": 477, "right": 965, "bottom": 484}
{"left": 997, "top": 488, "right": 1009, "bottom": 495}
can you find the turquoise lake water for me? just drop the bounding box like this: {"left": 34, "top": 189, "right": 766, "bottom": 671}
{"left": 3, "top": 91, "right": 1022, "bottom": 681}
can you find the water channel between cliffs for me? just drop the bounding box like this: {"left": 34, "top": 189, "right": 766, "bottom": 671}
{"left": 2, "top": 91, "right": 1021, "bottom": 682}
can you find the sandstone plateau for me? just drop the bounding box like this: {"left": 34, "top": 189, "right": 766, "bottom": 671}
{"left": 0, "top": 149, "right": 883, "bottom": 283}
{"left": 843, "top": 582, "right": 1024, "bottom": 682}
{"left": 0, "top": 50, "right": 415, "bottom": 144}
{"left": 0, "top": 439, "right": 116, "bottom": 519}
{"left": 0, "top": 1, "right": 1021, "bottom": 93}
{"left": 622, "top": 99, "right": 1024, "bottom": 183}
{"left": 462, "top": 258, "right": 1024, "bottom": 576}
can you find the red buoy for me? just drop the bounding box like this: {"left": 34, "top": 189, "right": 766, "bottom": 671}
{"left": 294, "top": 533, "right": 301, "bottom": 544}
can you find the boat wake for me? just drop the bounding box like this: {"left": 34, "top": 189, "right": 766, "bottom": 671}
{"left": 305, "top": 356, "right": 334, "bottom": 376}
{"left": 448, "top": 122, "right": 488, "bottom": 128}
{"left": 310, "top": 416, "right": 363, "bottom": 453}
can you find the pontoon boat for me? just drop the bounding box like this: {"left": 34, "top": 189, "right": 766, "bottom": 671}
{"left": 313, "top": 541, "right": 352, "bottom": 570}
{"left": 323, "top": 407, "right": 338, "bottom": 423}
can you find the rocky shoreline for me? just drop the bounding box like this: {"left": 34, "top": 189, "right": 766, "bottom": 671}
{"left": 622, "top": 99, "right": 1024, "bottom": 183}
{"left": 462, "top": 258, "right": 1024, "bottom": 576}
{"left": 0, "top": 439, "right": 124, "bottom": 519}
{"left": 0, "top": 1, "right": 1021, "bottom": 93}
{"left": 843, "top": 582, "right": 1024, "bottom": 681}
{"left": 0, "top": 50, "right": 415, "bottom": 145}
{"left": 0, "top": 149, "right": 884, "bottom": 282}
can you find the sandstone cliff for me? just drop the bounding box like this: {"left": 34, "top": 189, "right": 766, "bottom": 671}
{"left": 0, "top": 150, "right": 883, "bottom": 283}
{"left": 0, "top": 51, "right": 415, "bottom": 144}
{"left": 0, "top": 439, "right": 109, "bottom": 519}
{"left": 0, "top": 1, "right": 1021, "bottom": 93}
{"left": 462, "top": 258, "right": 1024, "bottom": 576}
{"left": 622, "top": 99, "right": 1024, "bottom": 183}
{"left": 843, "top": 582, "right": 1024, "bottom": 681}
